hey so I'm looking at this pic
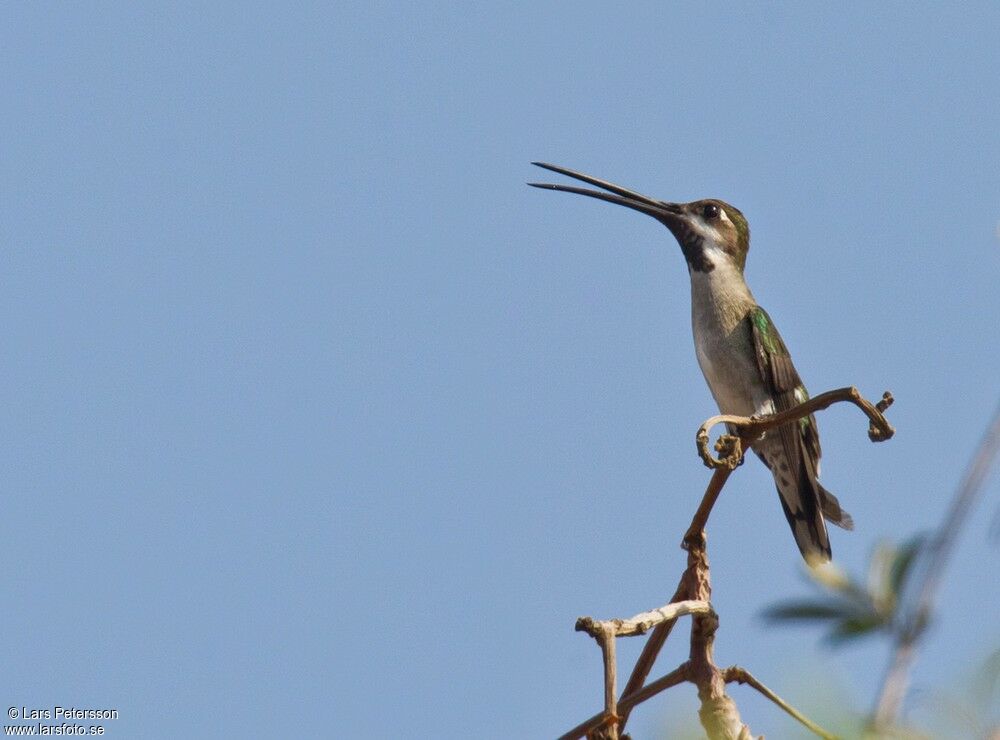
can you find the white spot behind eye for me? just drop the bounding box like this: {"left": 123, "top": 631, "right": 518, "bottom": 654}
{"left": 701, "top": 220, "right": 726, "bottom": 244}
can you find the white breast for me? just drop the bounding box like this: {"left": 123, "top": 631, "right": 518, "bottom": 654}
{"left": 688, "top": 254, "right": 771, "bottom": 417}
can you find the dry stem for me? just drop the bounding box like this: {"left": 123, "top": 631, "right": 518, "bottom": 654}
{"left": 576, "top": 600, "right": 713, "bottom": 639}
{"left": 560, "top": 388, "right": 893, "bottom": 740}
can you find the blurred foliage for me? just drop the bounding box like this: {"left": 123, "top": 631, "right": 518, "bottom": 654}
{"left": 760, "top": 539, "right": 999, "bottom": 739}
{"left": 761, "top": 536, "right": 927, "bottom": 645}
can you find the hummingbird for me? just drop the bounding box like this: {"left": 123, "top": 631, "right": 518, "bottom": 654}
{"left": 529, "top": 162, "right": 853, "bottom": 563}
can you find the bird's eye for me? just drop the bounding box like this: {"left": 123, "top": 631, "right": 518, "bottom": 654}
{"left": 702, "top": 203, "right": 720, "bottom": 220}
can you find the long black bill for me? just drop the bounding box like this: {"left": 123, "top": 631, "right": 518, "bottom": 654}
{"left": 528, "top": 162, "right": 683, "bottom": 226}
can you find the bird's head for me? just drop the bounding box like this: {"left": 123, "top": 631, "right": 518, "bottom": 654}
{"left": 529, "top": 163, "right": 750, "bottom": 274}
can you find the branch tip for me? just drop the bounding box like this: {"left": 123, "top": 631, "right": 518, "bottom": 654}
{"left": 724, "top": 666, "right": 839, "bottom": 739}
{"left": 696, "top": 386, "right": 895, "bottom": 467}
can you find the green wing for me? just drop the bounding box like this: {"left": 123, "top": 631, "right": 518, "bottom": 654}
{"left": 748, "top": 306, "right": 821, "bottom": 463}
{"left": 747, "top": 307, "right": 830, "bottom": 560}
{"left": 747, "top": 307, "right": 853, "bottom": 553}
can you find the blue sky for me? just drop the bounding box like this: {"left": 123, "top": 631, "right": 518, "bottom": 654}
{"left": 2, "top": 2, "right": 998, "bottom": 738}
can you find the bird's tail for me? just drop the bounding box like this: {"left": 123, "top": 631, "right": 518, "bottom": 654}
{"left": 818, "top": 483, "right": 854, "bottom": 530}
{"left": 756, "top": 438, "right": 832, "bottom": 564}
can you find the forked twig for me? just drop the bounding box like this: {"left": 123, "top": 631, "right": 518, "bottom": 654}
{"left": 559, "top": 388, "right": 894, "bottom": 739}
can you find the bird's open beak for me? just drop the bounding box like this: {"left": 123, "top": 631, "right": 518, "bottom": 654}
{"left": 528, "top": 162, "right": 685, "bottom": 230}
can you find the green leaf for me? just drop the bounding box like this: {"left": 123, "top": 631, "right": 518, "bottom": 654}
{"left": 867, "top": 540, "right": 897, "bottom": 605}
{"left": 889, "top": 534, "right": 927, "bottom": 598}
{"left": 761, "top": 599, "right": 854, "bottom": 623}
{"left": 825, "top": 614, "right": 887, "bottom": 645}
{"left": 806, "top": 562, "right": 874, "bottom": 608}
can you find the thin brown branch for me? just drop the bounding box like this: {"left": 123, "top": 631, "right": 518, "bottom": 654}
{"left": 619, "top": 662, "right": 691, "bottom": 713}
{"left": 597, "top": 625, "right": 619, "bottom": 739}
{"left": 576, "top": 600, "right": 713, "bottom": 639}
{"left": 558, "top": 664, "right": 691, "bottom": 740}
{"left": 724, "top": 666, "right": 839, "bottom": 739}
{"left": 871, "top": 399, "right": 1000, "bottom": 729}
{"left": 617, "top": 466, "right": 728, "bottom": 732}
{"left": 697, "top": 386, "right": 895, "bottom": 469}
{"left": 683, "top": 466, "right": 737, "bottom": 550}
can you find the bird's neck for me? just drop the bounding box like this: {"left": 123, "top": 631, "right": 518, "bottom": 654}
{"left": 689, "top": 256, "right": 757, "bottom": 337}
